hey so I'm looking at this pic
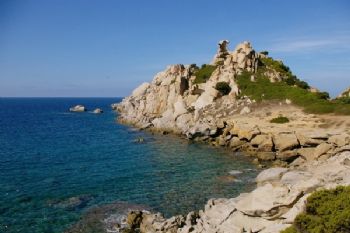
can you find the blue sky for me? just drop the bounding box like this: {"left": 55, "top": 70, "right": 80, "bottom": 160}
{"left": 0, "top": 0, "right": 349, "bottom": 97}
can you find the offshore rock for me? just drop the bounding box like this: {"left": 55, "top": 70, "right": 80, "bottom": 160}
{"left": 69, "top": 105, "right": 86, "bottom": 112}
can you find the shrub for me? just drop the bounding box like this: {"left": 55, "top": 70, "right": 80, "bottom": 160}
{"left": 315, "top": 91, "right": 330, "bottom": 100}
{"left": 281, "top": 186, "right": 350, "bottom": 233}
{"left": 260, "top": 51, "right": 269, "bottom": 56}
{"left": 193, "top": 64, "right": 217, "bottom": 84}
{"left": 215, "top": 82, "right": 231, "bottom": 95}
{"left": 285, "top": 76, "right": 297, "bottom": 86}
{"left": 270, "top": 116, "right": 289, "bottom": 124}
{"left": 260, "top": 57, "right": 290, "bottom": 74}
{"left": 295, "top": 80, "right": 310, "bottom": 89}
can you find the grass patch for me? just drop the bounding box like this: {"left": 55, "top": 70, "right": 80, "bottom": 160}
{"left": 281, "top": 186, "right": 350, "bottom": 233}
{"left": 270, "top": 116, "right": 289, "bottom": 124}
{"left": 193, "top": 64, "right": 217, "bottom": 84}
{"left": 236, "top": 72, "right": 350, "bottom": 115}
{"left": 215, "top": 82, "right": 231, "bottom": 95}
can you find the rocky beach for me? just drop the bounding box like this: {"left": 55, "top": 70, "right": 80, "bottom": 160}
{"left": 114, "top": 41, "right": 350, "bottom": 233}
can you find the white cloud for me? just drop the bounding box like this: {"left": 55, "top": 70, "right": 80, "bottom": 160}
{"left": 269, "top": 35, "right": 350, "bottom": 53}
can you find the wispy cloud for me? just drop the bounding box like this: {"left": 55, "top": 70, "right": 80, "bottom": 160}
{"left": 269, "top": 34, "right": 350, "bottom": 53}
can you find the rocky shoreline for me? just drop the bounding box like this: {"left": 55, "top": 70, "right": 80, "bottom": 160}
{"left": 113, "top": 41, "right": 350, "bottom": 232}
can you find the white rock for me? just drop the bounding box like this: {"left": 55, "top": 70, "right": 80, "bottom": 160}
{"left": 69, "top": 105, "right": 86, "bottom": 112}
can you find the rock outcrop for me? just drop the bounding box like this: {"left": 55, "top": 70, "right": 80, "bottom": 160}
{"left": 69, "top": 105, "right": 86, "bottom": 112}
{"left": 116, "top": 41, "right": 261, "bottom": 134}
{"left": 337, "top": 86, "right": 350, "bottom": 98}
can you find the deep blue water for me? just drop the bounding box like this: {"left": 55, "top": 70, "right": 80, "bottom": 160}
{"left": 0, "top": 98, "right": 259, "bottom": 233}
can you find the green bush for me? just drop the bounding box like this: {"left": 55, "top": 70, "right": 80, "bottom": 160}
{"left": 260, "top": 57, "right": 291, "bottom": 74}
{"left": 215, "top": 82, "right": 231, "bottom": 95}
{"left": 260, "top": 51, "right": 269, "bottom": 56}
{"left": 281, "top": 186, "right": 350, "bottom": 233}
{"left": 236, "top": 71, "right": 350, "bottom": 115}
{"left": 315, "top": 92, "right": 330, "bottom": 100}
{"left": 193, "top": 64, "right": 217, "bottom": 84}
{"left": 270, "top": 116, "right": 289, "bottom": 124}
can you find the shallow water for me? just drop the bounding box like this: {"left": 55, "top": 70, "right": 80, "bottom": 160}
{"left": 0, "top": 98, "right": 259, "bottom": 233}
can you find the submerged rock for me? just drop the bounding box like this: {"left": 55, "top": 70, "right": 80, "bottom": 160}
{"left": 64, "top": 202, "right": 149, "bottom": 233}
{"left": 49, "top": 194, "right": 93, "bottom": 210}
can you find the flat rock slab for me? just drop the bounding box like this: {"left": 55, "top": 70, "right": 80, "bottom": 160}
{"left": 273, "top": 133, "right": 299, "bottom": 152}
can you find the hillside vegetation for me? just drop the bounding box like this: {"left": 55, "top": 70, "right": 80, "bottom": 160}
{"left": 236, "top": 56, "right": 350, "bottom": 115}
{"left": 281, "top": 186, "right": 350, "bottom": 233}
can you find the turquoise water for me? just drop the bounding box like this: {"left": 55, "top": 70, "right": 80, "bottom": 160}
{"left": 0, "top": 98, "right": 259, "bottom": 233}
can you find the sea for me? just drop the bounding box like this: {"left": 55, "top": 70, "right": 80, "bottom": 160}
{"left": 0, "top": 98, "right": 259, "bottom": 233}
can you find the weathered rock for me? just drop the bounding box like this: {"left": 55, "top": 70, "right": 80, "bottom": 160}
{"left": 251, "top": 134, "right": 274, "bottom": 152}
{"left": 276, "top": 150, "right": 299, "bottom": 162}
{"left": 328, "top": 133, "right": 350, "bottom": 147}
{"left": 273, "top": 133, "right": 299, "bottom": 151}
{"left": 313, "top": 143, "right": 333, "bottom": 159}
{"left": 232, "top": 124, "right": 260, "bottom": 141}
{"left": 257, "top": 152, "right": 276, "bottom": 161}
{"left": 297, "top": 147, "right": 316, "bottom": 161}
{"left": 229, "top": 137, "right": 245, "bottom": 150}
{"left": 211, "top": 40, "right": 230, "bottom": 65}
{"left": 296, "top": 133, "right": 324, "bottom": 146}
{"left": 255, "top": 167, "right": 288, "bottom": 184}
{"left": 126, "top": 210, "right": 143, "bottom": 229}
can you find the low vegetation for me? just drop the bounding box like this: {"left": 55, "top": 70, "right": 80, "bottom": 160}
{"left": 236, "top": 71, "right": 350, "bottom": 115}
{"left": 270, "top": 116, "right": 289, "bottom": 124}
{"left": 215, "top": 82, "right": 231, "bottom": 95}
{"left": 259, "top": 57, "right": 310, "bottom": 89}
{"left": 193, "top": 64, "right": 217, "bottom": 84}
{"left": 281, "top": 186, "right": 350, "bottom": 233}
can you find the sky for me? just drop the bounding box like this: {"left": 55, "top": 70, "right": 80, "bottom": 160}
{"left": 0, "top": 0, "right": 349, "bottom": 97}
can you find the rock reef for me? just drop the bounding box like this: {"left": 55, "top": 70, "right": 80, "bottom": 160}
{"left": 114, "top": 41, "right": 350, "bottom": 233}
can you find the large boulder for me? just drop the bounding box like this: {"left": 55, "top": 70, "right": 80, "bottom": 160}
{"left": 273, "top": 133, "right": 299, "bottom": 151}
{"left": 251, "top": 134, "right": 274, "bottom": 152}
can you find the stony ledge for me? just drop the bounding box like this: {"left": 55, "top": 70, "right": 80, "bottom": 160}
{"left": 113, "top": 41, "right": 350, "bottom": 233}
